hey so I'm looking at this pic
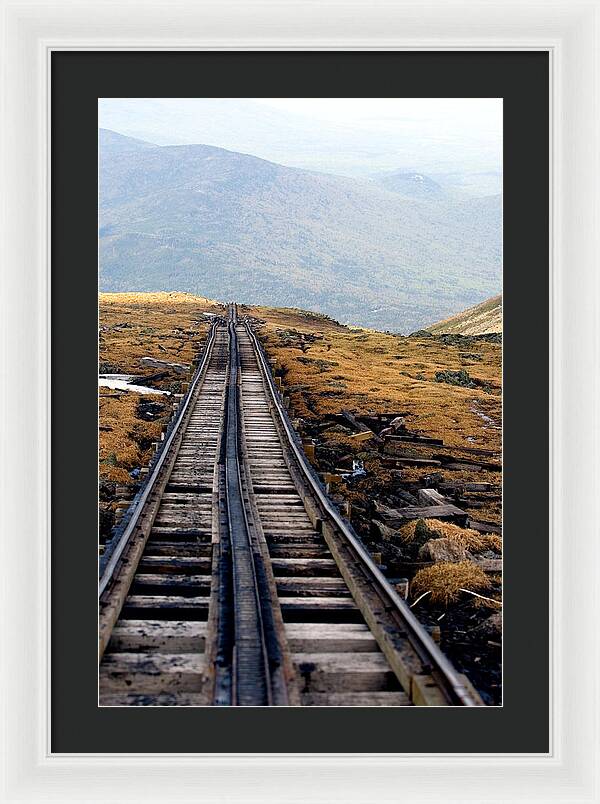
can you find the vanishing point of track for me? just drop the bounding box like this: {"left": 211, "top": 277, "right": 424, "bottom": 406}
{"left": 98, "top": 305, "right": 482, "bottom": 706}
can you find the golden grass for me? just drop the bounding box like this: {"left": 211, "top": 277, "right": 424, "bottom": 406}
{"left": 243, "top": 303, "right": 501, "bottom": 454}
{"left": 99, "top": 391, "right": 163, "bottom": 483}
{"left": 482, "top": 534, "right": 503, "bottom": 553}
{"left": 396, "top": 520, "right": 419, "bottom": 542}
{"left": 243, "top": 303, "right": 501, "bottom": 525}
{"left": 392, "top": 518, "right": 498, "bottom": 555}
{"left": 100, "top": 291, "right": 222, "bottom": 374}
{"left": 99, "top": 292, "right": 223, "bottom": 484}
{"left": 411, "top": 561, "right": 492, "bottom": 605}
{"left": 416, "top": 519, "right": 487, "bottom": 552}
{"left": 98, "top": 294, "right": 502, "bottom": 531}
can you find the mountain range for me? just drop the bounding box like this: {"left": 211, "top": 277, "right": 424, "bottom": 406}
{"left": 99, "top": 129, "right": 502, "bottom": 332}
{"left": 99, "top": 98, "right": 502, "bottom": 181}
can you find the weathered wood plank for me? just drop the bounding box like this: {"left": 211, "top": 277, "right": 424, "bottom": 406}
{"left": 271, "top": 558, "right": 339, "bottom": 576}
{"left": 99, "top": 652, "right": 206, "bottom": 693}
{"left": 275, "top": 576, "right": 350, "bottom": 596}
{"left": 375, "top": 500, "right": 468, "bottom": 527}
{"left": 302, "top": 691, "right": 411, "bottom": 706}
{"left": 108, "top": 620, "right": 206, "bottom": 652}
{"left": 139, "top": 556, "right": 211, "bottom": 573}
{"left": 473, "top": 558, "right": 503, "bottom": 572}
{"left": 285, "top": 624, "right": 378, "bottom": 653}
{"left": 293, "top": 652, "right": 398, "bottom": 692}
{"left": 100, "top": 692, "right": 209, "bottom": 706}
{"left": 469, "top": 519, "right": 502, "bottom": 534}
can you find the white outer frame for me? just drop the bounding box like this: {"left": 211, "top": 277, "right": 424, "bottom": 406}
{"left": 1, "top": 0, "right": 598, "bottom": 801}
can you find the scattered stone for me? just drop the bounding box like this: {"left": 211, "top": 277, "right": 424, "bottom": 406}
{"left": 418, "top": 538, "right": 469, "bottom": 563}
{"left": 372, "top": 520, "right": 401, "bottom": 542}
{"left": 473, "top": 612, "right": 502, "bottom": 639}
{"left": 137, "top": 399, "right": 166, "bottom": 420}
{"left": 99, "top": 505, "right": 115, "bottom": 538}
{"left": 435, "top": 369, "right": 474, "bottom": 387}
{"left": 408, "top": 329, "right": 434, "bottom": 339}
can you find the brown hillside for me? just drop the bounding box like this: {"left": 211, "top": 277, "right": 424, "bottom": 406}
{"left": 426, "top": 294, "right": 502, "bottom": 335}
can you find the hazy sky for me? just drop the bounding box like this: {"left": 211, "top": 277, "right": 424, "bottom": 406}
{"left": 251, "top": 97, "right": 501, "bottom": 138}
{"left": 99, "top": 97, "right": 502, "bottom": 179}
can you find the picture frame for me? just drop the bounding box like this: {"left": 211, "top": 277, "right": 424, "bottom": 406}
{"left": 1, "top": 0, "right": 598, "bottom": 801}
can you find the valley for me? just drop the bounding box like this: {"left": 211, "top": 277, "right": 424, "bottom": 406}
{"left": 99, "top": 129, "right": 501, "bottom": 332}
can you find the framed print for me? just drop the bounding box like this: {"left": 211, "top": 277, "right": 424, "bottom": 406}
{"left": 1, "top": 1, "right": 599, "bottom": 802}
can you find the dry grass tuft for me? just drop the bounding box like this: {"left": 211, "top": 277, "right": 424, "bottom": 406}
{"left": 397, "top": 520, "right": 420, "bottom": 542}
{"left": 416, "top": 518, "right": 487, "bottom": 552}
{"left": 481, "top": 534, "right": 502, "bottom": 553}
{"left": 411, "top": 561, "right": 492, "bottom": 605}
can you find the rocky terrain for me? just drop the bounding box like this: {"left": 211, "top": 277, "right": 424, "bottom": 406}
{"left": 243, "top": 302, "right": 502, "bottom": 704}
{"left": 98, "top": 292, "right": 221, "bottom": 539}
{"left": 99, "top": 293, "right": 502, "bottom": 704}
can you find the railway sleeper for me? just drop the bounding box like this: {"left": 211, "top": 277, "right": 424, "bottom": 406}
{"left": 293, "top": 652, "right": 402, "bottom": 693}
{"left": 139, "top": 556, "right": 211, "bottom": 573}
{"left": 275, "top": 576, "right": 350, "bottom": 596}
{"left": 302, "top": 691, "right": 411, "bottom": 706}
{"left": 271, "top": 557, "right": 340, "bottom": 576}
{"left": 100, "top": 692, "right": 209, "bottom": 706}
{"left": 121, "top": 595, "right": 210, "bottom": 621}
{"left": 107, "top": 620, "right": 206, "bottom": 653}
{"left": 143, "top": 542, "right": 212, "bottom": 557}
{"left": 132, "top": 574, "right": 211, "bottom": 597}
{"left": 99, "top": 652, "right": 206, "bottom": 694}
{"left": 285, "top": 623, "right": 379, "bottom": 654}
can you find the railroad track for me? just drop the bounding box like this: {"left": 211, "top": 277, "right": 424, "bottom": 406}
{"left": 99, "top": 305, "right": 482, "bottom": 706}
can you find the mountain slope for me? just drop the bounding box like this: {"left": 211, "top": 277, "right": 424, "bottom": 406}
{"left": 426, "top": 294, "right": 502, "bottom": 335}
{"left": 99, "top": 129, "right": 502, "bottom": 332}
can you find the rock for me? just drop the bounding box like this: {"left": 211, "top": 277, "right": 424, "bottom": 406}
{"left": 473, "top": 612, "right": 502, "bottom": 639}
{"left": 99, "top": 480, "right": 117, "bottom": 502}
{"left": 99, "top": 505, "right": 116, "bottom": 538}
{"left": 321, "top": 424, "right": 352, "bottom": 436}
{"left": 372, "top": 520, "right": 400, "bottom": 542}
{"left": 418, "top": 538, "right": 468, "bottom": 563}
{"left": 99, "top": 361, "right": 121, "bottom": 374}
{"left": 435, "top": 369, "right": 475, "bottom": 388}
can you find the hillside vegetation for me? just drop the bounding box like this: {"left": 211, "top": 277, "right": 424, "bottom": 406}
{"left": 98, "top": 293, "right": 502, "bottom": 703}
{"left": 99, "top": 292, "right": 219, "bottom": 484}
{"left": 99, "top": 129, "right": 501, "bottom": 333}
{"left": 99, "top": 293, "right": 501, "bottom": 510}
{"left": 426, "top": 294, "right": 502, "bottom": 335}
{"left": 243, "top": 303, "right": 501, "bottom": 453}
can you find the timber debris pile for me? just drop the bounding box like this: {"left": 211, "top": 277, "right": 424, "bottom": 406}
{"left": 265, "top": 352, "right": 502, "bottom": 705}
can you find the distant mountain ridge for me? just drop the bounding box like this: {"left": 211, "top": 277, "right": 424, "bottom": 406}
{"left": 426, "top": 294, "right": 502, "bottom": 335}
{"left": 374, "top": 171, "right": 444, "bottom": 199}
{"left": 99, "top": 129, "right": 502, "bottom": 332}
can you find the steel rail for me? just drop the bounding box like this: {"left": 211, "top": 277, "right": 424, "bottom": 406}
{"left": 216, "top": 306, "right": 286, "bottom": 706}
{"left": 244, "top": 320, "right": 478, "bottom": 707}
{"left": 223, "top": 315, "right": 272, "bottom": 705}
{"left": 98, "top": 321, "right": 219, "bottom": 598}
